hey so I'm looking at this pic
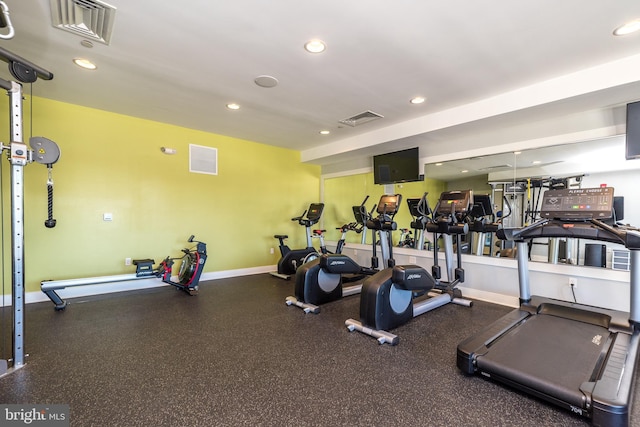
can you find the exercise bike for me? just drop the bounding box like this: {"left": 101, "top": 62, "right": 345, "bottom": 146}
{"left": 41, "top": 235, "right": 208, "bottom": 310}
{"left": 271, "top": 203, "right": 325, "bottom": 280}
{"left": 287, "top": 194, "right": 399, "bottom": 314}
{"left": 345, "top": 190, "right": 473, "bottom": 345}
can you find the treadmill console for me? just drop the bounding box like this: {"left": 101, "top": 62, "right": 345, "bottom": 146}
{"left": 435, "top": 190, "right": 473, "bottom": 216}
{"left": 540, "top": 187, "right": 613, "bottom": 220}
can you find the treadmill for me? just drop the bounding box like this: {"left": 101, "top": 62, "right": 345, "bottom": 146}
{"left": 457, "top": 187, "right": 640, "bottom": 427}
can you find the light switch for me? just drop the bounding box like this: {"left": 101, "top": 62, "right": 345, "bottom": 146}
{"left": 103, "top": 212, "right": 113, "bottom": 221}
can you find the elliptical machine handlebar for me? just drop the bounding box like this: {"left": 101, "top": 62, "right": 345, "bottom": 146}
{"left": 291, "top": 209, "right": 307, "bottom": 222}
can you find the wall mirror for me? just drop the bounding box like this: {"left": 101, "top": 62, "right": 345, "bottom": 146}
{"left": 423, "top": 135, "right": 640, "bottom": 267}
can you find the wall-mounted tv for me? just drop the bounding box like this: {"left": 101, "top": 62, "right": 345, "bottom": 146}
{"left": 373, "top": 147, "right": 422, "bottom": 184}
{"left": 626, "top": 100, "right": 640, "bottom": 160}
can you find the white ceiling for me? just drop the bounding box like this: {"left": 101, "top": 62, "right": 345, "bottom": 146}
{"left": 1, "top": 1, "right": 640, "bottom": 170}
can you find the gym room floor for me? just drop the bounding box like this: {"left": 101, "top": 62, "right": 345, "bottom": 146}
{"left": 1, "top": 274, "right": 639, "bottom": 426}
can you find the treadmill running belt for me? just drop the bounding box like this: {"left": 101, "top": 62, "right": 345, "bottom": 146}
{"left": 477, "top": 313, "right": 611, "bottom": 408}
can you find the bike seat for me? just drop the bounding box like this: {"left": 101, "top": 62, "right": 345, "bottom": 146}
{"left": 274, "top": 234, "right": 288, "bottom": 239}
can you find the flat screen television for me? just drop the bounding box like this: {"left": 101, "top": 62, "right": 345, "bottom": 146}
{"left": 626, "top": 100, "right": 640, "bottom": 160}
{"left": 373, "top": 147, "right": 421, "bottom": 184}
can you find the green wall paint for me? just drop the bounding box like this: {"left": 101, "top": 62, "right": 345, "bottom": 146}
{"left": 1, "top": 97, "right": 320, "bottom": 292}
{"left": 322, "top": 173, "right": 446, "bottom": 245}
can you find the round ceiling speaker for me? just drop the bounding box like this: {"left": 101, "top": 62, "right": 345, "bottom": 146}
{"left": 254, "top": 75, "right": 278, "bottom": 88}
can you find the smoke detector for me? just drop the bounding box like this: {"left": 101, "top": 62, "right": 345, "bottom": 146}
{"left": 339, "top": 110, "right": 384, "bottom": 127}
{"left": 50, "top": 0, "right": 117, "bottom": 45}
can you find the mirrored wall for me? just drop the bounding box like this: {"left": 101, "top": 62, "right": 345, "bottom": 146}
{"left": 323, "top": 134, "right": 640, "bottom": 268}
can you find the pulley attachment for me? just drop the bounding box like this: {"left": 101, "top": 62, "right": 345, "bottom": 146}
{"left": 30, "top": 136, "right": 60, "bottom": 165}
{"left": 29, "top": 137, "right": 61, "bottom": 228}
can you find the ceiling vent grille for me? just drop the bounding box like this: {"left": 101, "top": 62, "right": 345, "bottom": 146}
{"left": 50, "top": 0, "right": 117, "bottom": 45}
{"left": 478, "top": 164, "right": 513, "bottom": 171}
{"left": 339, "top": 110, "right": 384, "bottom": 127}
{"left": 189, "top": 144, "right": 218, "bottom": 176}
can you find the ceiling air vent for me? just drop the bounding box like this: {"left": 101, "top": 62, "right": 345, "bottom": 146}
{"left": 477, "top": 164, "right": 513, "bottom": 171}
{"left": 50, "top": 0, "right": 117, "bottom": 45}
{"left": 339, "top": 110, "right": 384, "bottom": 127}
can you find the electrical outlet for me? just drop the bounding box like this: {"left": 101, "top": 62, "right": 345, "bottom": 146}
{"left": 270, "top": 247, "right": 274, "bottom": 255}
{"left": 125, "top": 257, "right": 132, "bottom": 266}
{"left": 569, "top": 277, "right": 578, "bottom": 288}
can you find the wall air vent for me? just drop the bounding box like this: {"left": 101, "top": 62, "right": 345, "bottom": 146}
{"left": 339, "top": 110, "right": 384, "bottom": 127}
{"left": 50, "top": 0, "right": 117, "bottom": 45}
{"left": 189, "top": 144, "right": 218, "bottom": 176}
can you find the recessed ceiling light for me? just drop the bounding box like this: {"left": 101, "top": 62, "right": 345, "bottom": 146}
{"left": 304, "top": 39, "right": 326, "bottom": 53}
{"left": 435, "top": 163, "right": 443, "bottom": 166}
{"left": 532, "top": 160, "right": 541, "bottom": 165}
{"left": 73, "top": 58, "right": 97, "bottom": 70}
{"left": 226, "top": 103, "right": 240, "bottom": 110}
{"left": 613, "top": 19, "right": 640, "bottom": 36}
{"left": 319, "top": 130, "right": 330, "bottom": 135}
{"left": 410, "top": 96, "right": 426, "bottom": 105}
{"left": 514, "top": 151, "right": 522, "bottom": 155}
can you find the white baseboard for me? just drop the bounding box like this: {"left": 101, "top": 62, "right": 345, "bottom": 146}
{"left": 2, "top": 265, "right": 277, "bottom": 307}
{"left": 457, "top": 286, "right": 520, "bottom": 308}
{"left": 3, "top": 266, "right": 519, "bottom": 310}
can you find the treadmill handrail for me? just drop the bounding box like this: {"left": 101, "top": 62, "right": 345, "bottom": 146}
{"left": 497, "top": 218, "right": 640, "bottom": 249}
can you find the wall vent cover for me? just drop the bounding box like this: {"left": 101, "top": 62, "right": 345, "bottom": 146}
{"left": 50, "top": 0, "right": 117, "bottom": 45}
{"left": 339, "top": 110, "right": 384, "bottom": 127}
{"left": 189, "top": 144, "right": 218, "bottom": 175}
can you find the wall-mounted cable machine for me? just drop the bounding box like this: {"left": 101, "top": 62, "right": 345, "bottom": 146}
{"left": 0, "top": 45, "right": 57, "bottom": 378}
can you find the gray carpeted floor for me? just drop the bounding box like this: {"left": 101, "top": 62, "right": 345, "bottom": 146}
{"left": 0, "top": 273, "right": 637, "bottom": 426}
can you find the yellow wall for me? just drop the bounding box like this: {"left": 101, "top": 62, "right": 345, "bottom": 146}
{"left": 446, "top": 174, "right": 492, "bottom": 194}
{"left": 322, "top": 172, "right": 446, "bottom": 245}
{"left": 1, "top": 96, "right": 320, "bottom": 292}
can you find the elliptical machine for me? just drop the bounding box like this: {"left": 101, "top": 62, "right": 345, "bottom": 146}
{"left": 345, "top": 190, "right": 473, "bottom": 345}
{"left": 334, "top": 196, "right": 371, "bottom": 254}
{"left": 405, "top": 192, "right": 432, "bottom": 250}
{"left": 271, "top": 203, "right": 324, "bottom": 280}
{"left": 287, "top": 194, "right": 401, "bottom": 314}
{"left": 467, "top": 194, "right": 500, "bottom": 256}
